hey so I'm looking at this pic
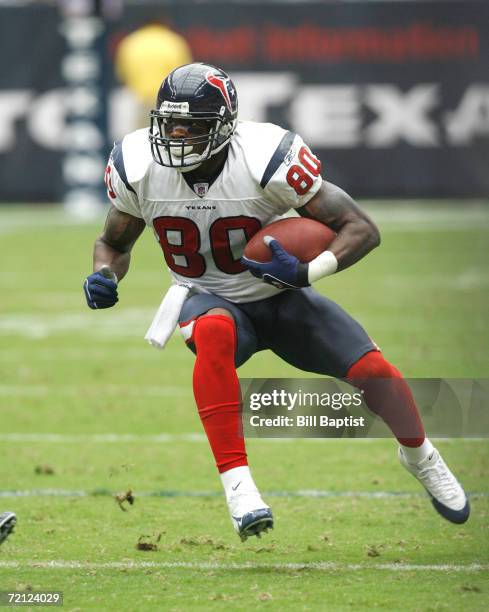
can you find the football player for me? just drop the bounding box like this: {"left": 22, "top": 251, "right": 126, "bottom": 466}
{"left": 84, "top": 63, "right": 469, "bottom": 540}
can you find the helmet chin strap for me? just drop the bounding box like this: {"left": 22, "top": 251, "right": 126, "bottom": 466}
{"left": 172, "top": 147, "right": 208, "bottom": 172}
{"left": 175, "top": 137, "right": 232, "bottom": 173}
{"left": 158, "top": 120, "right": 235, "bottom": 172}
{"left": 177, "top": 161, "right": 203, "bottom": 173}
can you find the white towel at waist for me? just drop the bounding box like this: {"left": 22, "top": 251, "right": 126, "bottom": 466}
{"left": 144, "top": 284, "right": 190, "bottom": 349}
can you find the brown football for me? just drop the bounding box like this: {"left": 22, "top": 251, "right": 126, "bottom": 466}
{"left": 243, "top": 217, "right": 335, "bottom": 263}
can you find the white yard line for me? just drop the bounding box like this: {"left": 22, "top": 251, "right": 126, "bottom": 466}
{"left": 0, "top": 560, "right": 487, "bottom": 572}
{"left": 0, "top": 433, "right": 486, "bottom": 443}
{"left": 0, "top": 386, "right": 191, "bottom": 398}
{"left": 0, "top": 348, "right": 174, "bottom": 361}
{"left": 1, "top": 202, "right": 488, "bottom": 234}
{"left": 0, "top": 310, "right": 155, "bottom": 339}
{"left": 0, "top": 489, "right": 486, "bottom": 499}
{"left": 362, "top": 202, "right": 489, "bottom": 231}
{"left": 0, "top": 432, "right": 206, "bottom": 443}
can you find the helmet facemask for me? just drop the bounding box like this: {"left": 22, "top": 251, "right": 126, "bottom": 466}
{"left": 149, "top": 107, "right": 236, "bottom": 172}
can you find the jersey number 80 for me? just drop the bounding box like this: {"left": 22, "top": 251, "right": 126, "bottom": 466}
{"left": 286, "top": 146, "right": 321, "bottom": 196}
{"left": 153, "top": 146, "right": 320, "bottom": 278}
{"left": 153, "top": 215, "right": 261, "bottom": 278}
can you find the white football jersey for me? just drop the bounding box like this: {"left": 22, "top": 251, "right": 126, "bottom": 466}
{"left": 105, "top": 120, "right": 322, "bottom": 302}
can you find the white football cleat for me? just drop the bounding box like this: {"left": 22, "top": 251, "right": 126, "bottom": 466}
{"left": 228, "top": 492, "right": 273, "bottom": 542}
{"left": 399, "top": 447, "right": 470, "bottom": 524}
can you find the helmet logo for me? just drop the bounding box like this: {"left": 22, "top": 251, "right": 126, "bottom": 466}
{"left": 205, "top": 71, "right": 234, "bottom": 112}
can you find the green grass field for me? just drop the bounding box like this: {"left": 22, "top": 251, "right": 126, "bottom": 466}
{"left": 0, "top": 202, "right": 488, "bottom": 610}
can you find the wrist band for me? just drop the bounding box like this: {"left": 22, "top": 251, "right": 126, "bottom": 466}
{"left": 308, "top": 250, "right": 338, "bottom": 283}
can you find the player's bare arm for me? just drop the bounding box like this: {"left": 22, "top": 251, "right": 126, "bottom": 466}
{"left": 84, "top": 206, "right": 145, "bottom": 310}
{"left": 93, "top": 205, "right": 145, "bottom": 281}
{"left": 298, "top": 181, "right": 381, "bottom": 272}
{"left": 242, "top": 180, "right": 381, "bottom": 289}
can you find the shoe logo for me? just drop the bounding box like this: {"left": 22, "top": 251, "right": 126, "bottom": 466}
{"left": 428, "top": 452, "right": 434, "bottom": 461}
{"left": 231, "top": 482, "right": 241, "bottom": 491}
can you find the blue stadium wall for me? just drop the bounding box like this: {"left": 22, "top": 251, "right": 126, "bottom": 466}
{"left": 0, "top": 0, "right": 488, "bottom": 201}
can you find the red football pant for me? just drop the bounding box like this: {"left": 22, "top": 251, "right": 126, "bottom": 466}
{"left": 346, "top": 350, "right": 425, "bottom": 447}
{"left": 192, "top": 314, "right": 247, "bottom": 473}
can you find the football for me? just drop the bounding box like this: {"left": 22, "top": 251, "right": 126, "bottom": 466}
{"left": 243, "top": 217, "right": 336, "bottom": 263}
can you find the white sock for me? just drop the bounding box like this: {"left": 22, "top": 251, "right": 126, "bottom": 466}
{"left": 401, "top": 438, "right": 434, "bottom": 465}
{"left": 220, "top": 466, "right": 258, "bottom": 501}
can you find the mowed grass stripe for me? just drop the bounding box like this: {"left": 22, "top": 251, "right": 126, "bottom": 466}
{"left": 0, "top": 560, "right": 487, "bottom": 572}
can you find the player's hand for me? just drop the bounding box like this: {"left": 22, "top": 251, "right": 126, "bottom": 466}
{"left": 83, "top": 266, "right": 118, "bottom": 309}
{"left": 241, "top": 236, "right": 310, "bottom": 290}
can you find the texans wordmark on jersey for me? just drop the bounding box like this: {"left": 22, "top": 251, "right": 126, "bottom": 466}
{"left": 104, "top": 121, "right": 322, "bottom": 303}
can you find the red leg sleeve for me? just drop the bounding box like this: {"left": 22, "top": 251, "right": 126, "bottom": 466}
{"left": 346, "top": 351, "right": 425, "bottom": 447}
{"left": 192, "top": 314, "right": 247, "bottom": 472}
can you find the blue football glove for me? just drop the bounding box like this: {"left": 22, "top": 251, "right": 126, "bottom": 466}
{"left": 83, "top": 266, "right": 118, "bottom": 309}
{"left": 241, "top": 236, "right": 310, "bottom": 290}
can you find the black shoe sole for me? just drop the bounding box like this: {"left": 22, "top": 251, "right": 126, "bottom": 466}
{"left": 431, "top": 496, "right": 470, "bottom": 524}
{"left": 0, "top": 513, "right": 16, "bottom": 545}
{"left": 240, "top": 517, "right": 274, "bottom": 541}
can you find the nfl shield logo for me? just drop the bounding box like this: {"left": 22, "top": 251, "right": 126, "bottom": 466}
{"left": 193, "top": 182, "right": 209, "bottom": 198}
